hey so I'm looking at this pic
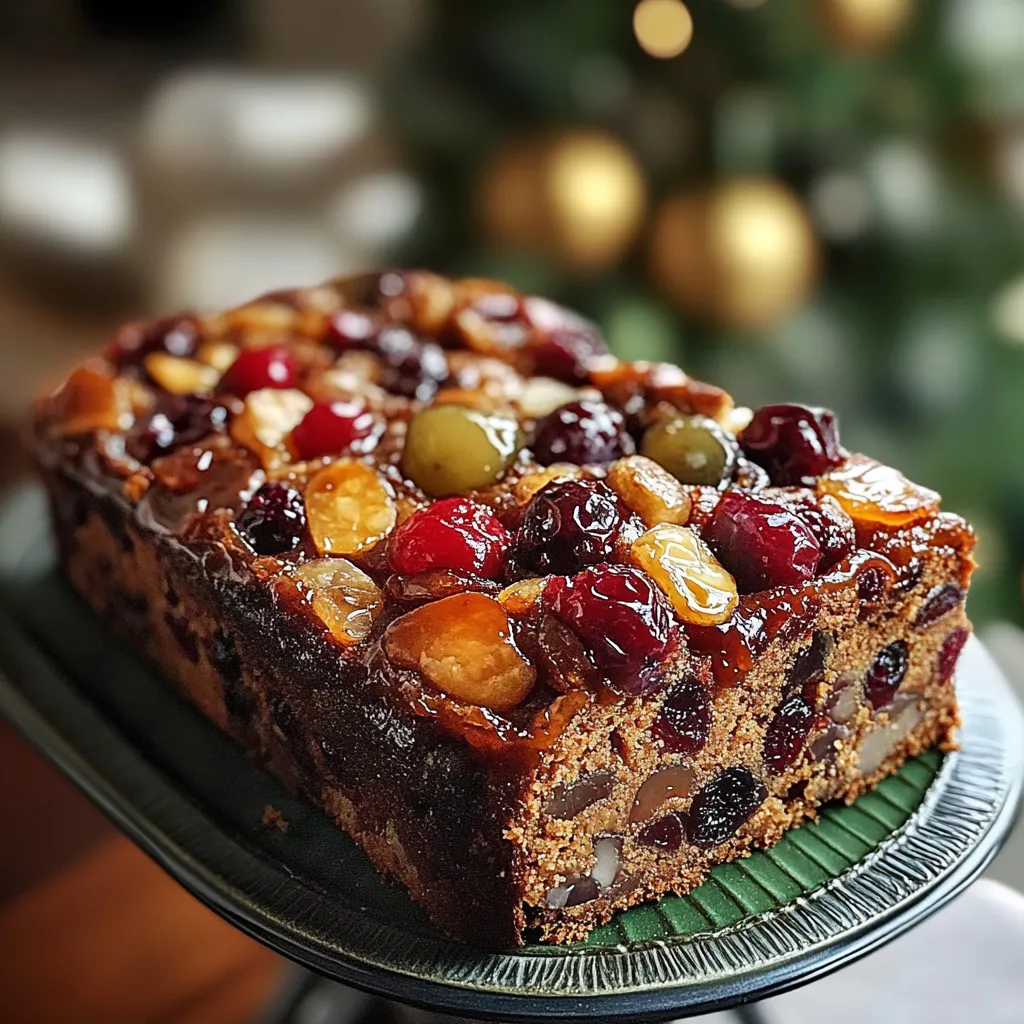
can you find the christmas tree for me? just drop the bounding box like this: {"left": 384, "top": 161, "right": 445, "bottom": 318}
{"left": 388, "top": 0, "right": 1024, "bottom": 625}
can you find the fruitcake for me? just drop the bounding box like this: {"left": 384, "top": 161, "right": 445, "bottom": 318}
{"left": 33, "top": 271, "right": 975, "bottom": 948}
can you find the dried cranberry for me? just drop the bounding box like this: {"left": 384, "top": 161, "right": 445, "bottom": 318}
{"left": 236, "top": 482, "right": 307, "bottom": 555}
{"left": 510, "top": 479, "right": 635, "bottom": 576}
{"left": 740, "top": 404, "right": 844, "bottom": 485}
{"left": 325, "top": 309, "right": 378, "bottom": 347}
{"left": 864, "top": 640, "right": 909, "bottom": 709}
{"left": 791, "top": 498, "right": 855, "bottom": 573}
{"left": 544, "top": 564, "right": 676, "bottom": 695}
{"left": 938, "top": 627, "right": 970, "bottom": 684}
{"left": 703, "top": 491, "right": 821, "bottom": 593}
{"left": 857, "top": 565, "right": 890, "bottom": 612}
{"left": 531, "top": 400, "right": 633, "bottom": 467}
{"left": 220, "top": 346, "right": 297, "bottom": 396}
{"left": 290, "top": 399, "right": 378, "bottom": 460}
{"left": 532, "top": 327, "right": 604, "bottom": 384}
{"left": 687, "top": 768, "right": 766, "bottom": 849}
{"left": 788, "top": 631, "right": 834, "bottom": 697}
{"left": 651, "top": 676, "right": 712, "bottom": 756}
{"left": 373, "top": 327, "right": 448, "bottom": 401}
{"left": 637, "top": 811, "right": 687, "bottom": 852}
{"left": 763, "top": 692, "right": 815, "bottom": 776}
{"left": 915, "top": 584, "right": 964, "bottom": 630}
{"left": 387, "top": 497, "right": 510, "bottom": 579}
{"left": 127, "top": 395, "right": 228, "bottom": 462}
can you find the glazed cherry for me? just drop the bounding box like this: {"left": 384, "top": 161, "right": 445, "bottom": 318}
{"left": 791, "top": 498, "right": 855, "bottom": 573}
{"left": 220, "top": 346, "right": 297, "bottom": 396}
{"left": 532, "top": 328, "right": 603, "bottom": 384}
{"left": 236, "top": 482, "right": 307, "bottom": 555}
{"left": 938, "top": 627, "right": 969, "bottom": 684}
{"left": 687, "top": 767, "right": 767, "bottom": 849}
{"left": 531, "top": 400, "right": 633, "bottom": 467}
{"left": 388, "top": 498, "right": 511, "bottom": 579}
{"left": 127, "top": 395, "right": 228, "bottom": 462}
{"left": 544, "top": 564, "right": 676, "bottom": 695}
{"left": 290, "top": 399, "right": 378, "bottom": 460}
{"left": 650, "top": 676, "right": 712, "bottom": 756}
{"left": 636, "top": 811, "right": 687, "bottom": 852}
{"left": 740, "top": 404, "right": 843, "bottom": 485}
{"left": 374, "top": 327, "right": 448, "bottom": 401}
{"left": 864, "top": 640, "right": 909, "bottom": 709}
{"left": 510, "top": 479, "right": 635, "bottom": 576}
{"left": 914, "top": 584, "right": 964, "bottom": 630}
{"left": 703, "top": 491, "right": 821, "bottom": 593}
{"left": 763, "top": 692, "right": 815, "bottom": 776}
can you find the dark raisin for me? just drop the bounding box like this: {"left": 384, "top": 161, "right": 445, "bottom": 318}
{"left": 864, "top": 640, "right": 909, "bottom": 709}
{"left": 687, "top": 767, "right": 767, "bottom": 849}
{"left": 650, "top": 675, "right": 712, "bottom": 756}
{"left": 636, "top": 811, "right": 687, "bottom": 852}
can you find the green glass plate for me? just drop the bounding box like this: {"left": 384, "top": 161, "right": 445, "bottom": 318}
{"left": 0, "top": 484, "right": 1021, "bottom": 1022}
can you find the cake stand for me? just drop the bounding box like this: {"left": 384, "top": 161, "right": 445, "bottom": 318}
{"left": 0, "top": 483, "right": 1020, "bottom": 1023}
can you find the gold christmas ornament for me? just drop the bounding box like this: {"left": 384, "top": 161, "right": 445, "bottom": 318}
{"left": 633, "top": 0, "right": 694, "bottom": 59}
{"left": 814, "top": 0, "right": 914, "bottom": 52}
{"left": 478, "top": 131, "right": 647, "bottom": 273}
{"left": 650, "top": 178, "right": 819, "bottom": 329}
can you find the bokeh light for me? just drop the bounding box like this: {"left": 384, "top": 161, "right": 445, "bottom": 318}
{"left": 633, "top": 0, "right": 694, "bottom": 60}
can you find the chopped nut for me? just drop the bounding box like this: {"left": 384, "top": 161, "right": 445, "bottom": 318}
{"left": 305, "top": 460, "right": 397, "bottom": 555}
{"left": 144, "top": 353, "right": 220, "bottom": 396}
{"left": 606, "top": 455, "right": 692, "bottom": 527}
{"left": 514, "top": 464, "right": 583, "bottom": 505}
{"left": 231, "top": 388, "right": 313, "bottom": 472}
{"left": 196, "top": 341, "right": 240, "bottom": 374}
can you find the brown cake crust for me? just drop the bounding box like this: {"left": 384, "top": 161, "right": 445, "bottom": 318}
{"left": 33, "top": 271, "right": 974, "bottom": 947}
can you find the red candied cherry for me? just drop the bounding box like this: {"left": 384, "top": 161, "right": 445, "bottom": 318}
{"left": 532, "top": 327, "right": 605, "bottom": 384}
{"left": 291, "top": 399, "right": 379, "bottom": 461}
{"left": 237, "top": 482, "right": 307, "bottom": 555}
{"left": 740, "top": 404, "right": 844, "bottom": 486}
{"left": 687, "top": 767, "right": 766, "bottom": 849}
{"left": 864, "top": 640, "right": 909, "bottom": 709}
{"left": 544, "top": 564, "right": 677, "bottom": 695}
{"left": 324, "top": 309, "right": 378, "bottom": 348}
{"left": 531, "top": 400, "right": 634, "bottom": 467}
{"left": 703, "top": 491, "right": 821, "bottom": 593}
{"left": 387, "top": 498, "right": 511, "bottom": 579}
{"left": 790, "top": 497, "right": 855, "bottom": 573}
{"left": 650, "top": 675, "right": 712, "bottom": 756}
{"left": 938, "top": 627, "right": 969, "bottom": 684}
{"left": 219, "top": 346, "right": 297, "bottom": 396}
{"left": 510, "top": 479, "right": 636, "bottom": 577}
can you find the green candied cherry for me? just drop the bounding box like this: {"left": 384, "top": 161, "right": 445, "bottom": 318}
{"left": 402, "top": 404, "right": 522, "bottom": 497}
{"left": 640, "top": 414, "right": 736, "bottom": 487}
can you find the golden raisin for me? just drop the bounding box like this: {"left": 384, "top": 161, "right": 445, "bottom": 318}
{"left": 305, "top": 459, "right": 397, "bottom": 555}
{"left": 817, "top": 455, "right": 940, "bottom": 528}
{"left": 606, "top": 455, "right": 692, "bottom": 527}
{"left": 513, "top": 464, "right": 582, "bottom": 505}
{"left": 498, "top": 577, "right": 547, "bottom": 617}
{"left": 293, "top": 557, "right": 382, "bottom": 645}
{"left": 144, "top": 353, "right": 220, "bottom": 396}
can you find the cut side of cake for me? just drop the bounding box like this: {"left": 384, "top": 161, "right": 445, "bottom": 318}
{"left": 33, "top": 271, "right": 974, "bottom": 947}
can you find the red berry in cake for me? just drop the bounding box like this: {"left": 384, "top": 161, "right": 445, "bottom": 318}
{"left": 687, "top": 767, "right": 766, "bottom": 849}
{"left": 636, "top": 811, "right": 687, "bottom": 852}
{"left": 544, "top": 564, "right": 676, "bottom": 695}
{"left": 914, "top": 583, "right": 964, "bottom": 630}
{"left": 237, "top": 482, "right": 307, "bottom": 555}
{"left": 290, "top": 399, "right": 378, "bottom": 460}
{"left": 510, "top": 479, "right": 636, "bottom": 576}
{"left": 740, "top": 404, "right": 843, "bottom": 485}
{"left": 531, "top": 400, "right": 633, "bottom": 467}
{"left": 938, "top": 627, "right": 969, "bottom": 684}
{"left": 864, "top": 640, "right": 909, "bottom": 709}
{"left": 374, "top": 326, "right": 448, "bottom": 401}
{"left": 388, "top": 498, "right": 511, "bottom": 579}
{"left": 650, "top": 675, "right": 712, "bottom": 756}
{"left": 220, "top": 346, "right": 297, "bottom": 396}
{"left": 325, "top": 309, "right": 378, "bottom": 348}
{"left": 763, "top": 692, "right": 815, "bottom": 776}
{"left": 703, "top": 491, "right": 821, "bottom": 593}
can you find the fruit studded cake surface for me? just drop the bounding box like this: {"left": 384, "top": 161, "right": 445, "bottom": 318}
{"left": 34, "top": 271, "right": 975, "bottom": 947}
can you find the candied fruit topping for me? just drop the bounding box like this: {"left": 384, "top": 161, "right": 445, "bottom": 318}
{"left": 237, "top": 482, "right": 307, "bottom": 555}
{"left": 231, "top": 388, "right": 314, "bottom": 470}
{"left": 510, "top": 479, "right": 636, "bottom": 577}
{"left": 373, "top": 326, "right": 449, "bottom": 400}
{"left": 144, "top": 353, "right": 220, "bottom": 396}
{"left": 515, "top": 377, "right": 580, "bottom": 420}
{"left": 640, "top": 414, "right": 736, "bottom": 487}
{"left": 704, "top": 490, "right": 821, "bottom": 593}
{"left": 544, "top": 564, "right": 677, "bottom": 695}
{"left": 385, "top": 569, "right": 499, "bottom": 605}
{"left": 606, "top": 455, "right": 692, "bottom": 528}
{"left": 513, "top": 464, "right": 583, "bottom": 505}
{"left": 293, "top": 557, "right": 382, "bottom": 645}
{"left": 498, "top": 577, "right": 547, "bottom": 617}
{"left": 789, "top": 496, "right": 855, "bottom": 574}
{"left": 387, "top": 497, "right": 510, "bottom": 579}
{"left": 544, "top": 771, "right": 617, "bottom": 819}
{"left": 48, "top": 361, "right": 133, "bottom": 437}
{"left": 305, "top": 460, "right": 397, "bottom": 556}
{"left": 630, "top": 523, "right": 738, "bottom": 626}
{"left": 290, "top": 399, "right": 379, "bottom": 461}
{"left": 127, "top": 395, "right": 228, "bottom": 463}
{"left": 402, "top": 405, "right": 520, "bottom": 497}
{"left": 383, "top": 593, "right": 536, "bottom": 711}
{"left": 687, "top": 767, "right": 766, "bottom": 849}
{"left": 110, "top": 315, "right": 200, "bottom": 363}
{"left": 532, "top": 326, "right": 604, "bottom": 384}
{"left": 219, "top": 345, "right": 297, "bottom": 396}
{"left": 864, "top": 640, "right": 909, "bottom": 709}
{"left": 630, "top": 765, "right": 695, "bottom": 823}
{"left": 914, "top": 583, "right": 964, "bottom": 630}
{"left": 536, "top": 611, "right": 601, "bottom": 693}
{"left": 531, "top": 400, "right": 633, "bottom": 467}
{"left": 740, "top": 404, "right": 843, "bottom": 485}
{"left": 650, "top": 675, "right": 712, "bottom": 756}
{"left": 817, "top": 455, "right": 940, "bottom": 528}
{"left": 938, "top": 627, "right": 970, "bottom": 684}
